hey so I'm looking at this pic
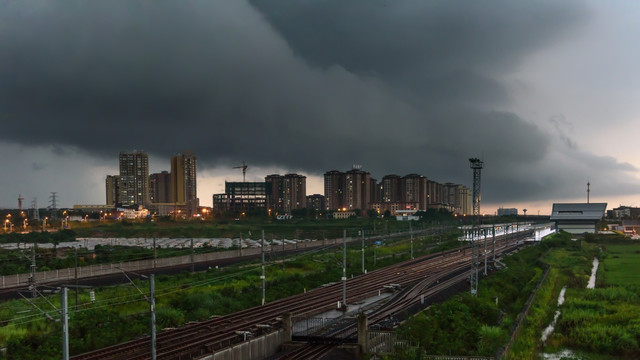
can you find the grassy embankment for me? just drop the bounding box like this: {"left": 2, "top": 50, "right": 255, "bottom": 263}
{"left": 0, "top": 229, "right": 461, "bottom": 359}
{"left": 394, "top": 233, "right": 570, "bottom": 358}
{"left": 509, "top": 234, "right": 640, "bottom": 360}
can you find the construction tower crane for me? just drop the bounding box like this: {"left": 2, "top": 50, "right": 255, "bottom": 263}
{"left": 233, "top": 161, "right": 248, "bottom": 182}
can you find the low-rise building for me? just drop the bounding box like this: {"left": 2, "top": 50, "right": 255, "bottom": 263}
{"left": 550, "top": 203, "right": 607, "bottom": 234}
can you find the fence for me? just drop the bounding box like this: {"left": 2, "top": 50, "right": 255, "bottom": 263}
{"left": 291, "top": 314, "right": 357, "bottom": 343}
{"left": 197, "top": 329, "right": 286, "bottom": 360}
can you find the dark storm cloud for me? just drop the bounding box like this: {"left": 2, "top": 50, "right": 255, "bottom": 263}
{"left": 1, "top": 0, "right": 623, "bottom": 204}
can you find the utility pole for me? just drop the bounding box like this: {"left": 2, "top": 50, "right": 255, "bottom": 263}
{"left": 342, "top": 229, "right": 347, "bottom": 308}
{"left": 190, "top": 238, "right": 194, "bottom": 273}
{"left": 150, "top": 274, "right": 156, "bottom": 360}
{"left": 29, "top": 243, "right": 36, "bottom": 298}
{"left": 483, "top": 228, "right": 488, "bottom": 276}
{"left": 361, "top": 229, "right": 365, "bottom": 274}
{"left": 153, "top": 237, "right": 157, "bottom": 270}
{"left": 261, "top": 230, "right": 266, "bottom": 306}
{"left": 61, "top": 287, "right": 69, "bottom": 360}
{"left": 74, "top": 247, "right": 79, "bottom": 308}
{"left": 410, "top": 222, "right": 414, "bottom": 259}
{"left": 492, "top": 224, "right": 496, "bottom": 262}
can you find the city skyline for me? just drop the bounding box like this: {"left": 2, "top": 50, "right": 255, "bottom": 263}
{"left": 1, "top": 2, "right": 640, "bottom": 215}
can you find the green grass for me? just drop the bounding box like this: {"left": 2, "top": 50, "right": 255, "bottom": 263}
{"left": 601, "top": 243, "right": 640, "bottom": 286}
{"left": 0, "top": 227, "right": 458, "bottom": 359}
{"left": 535, "top": 236, "right": 640, "bottom": 359}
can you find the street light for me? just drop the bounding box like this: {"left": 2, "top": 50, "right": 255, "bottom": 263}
{"left": 43, "top": 217, "right": 48, "bottom": 231}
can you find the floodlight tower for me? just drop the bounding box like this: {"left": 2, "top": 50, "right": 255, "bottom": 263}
{"left": 469, "top": 158, "right": 484, "bottom": 296}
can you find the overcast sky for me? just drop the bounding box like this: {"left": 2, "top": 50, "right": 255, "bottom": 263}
{"left": 1, "top": 0, "right": 639, "bottom": 214}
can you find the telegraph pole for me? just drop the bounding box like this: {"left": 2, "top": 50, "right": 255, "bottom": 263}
{"left": 261, "top": 230, "right": 266, "bottom": 306}
{"left": 61, "top": 287, "right": 69, "bottom": 360}
{"left": 483, "top": 228, "right": 488, "bottom": 275}
{"left": 361, "top": 229, "right": 365, "bottom": 274}
{"left": 410, "top": 222, "right": 414, "bottom": 259}
{"left": 153, "top": 237, "right": 157, "bottom": 270}
{"left": 342, "top": 229, "right": 347, "bottom": 308}
{"left": 150, "top": 274, "right": 156, "bottom": 360}
{"left": 74, "top": 247, "right": 79, "bottom": 307}
{"left": 190, "top": 238, "right": 194, "bottom": 273}
{"left": 492, "top": 224, "right": 496, "bottom": 262}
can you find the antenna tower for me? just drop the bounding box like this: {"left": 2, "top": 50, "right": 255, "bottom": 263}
{"left": 469, "top": 158, "right": 484, "bottom": 296}
{"left": 49, "top": 192, "right": 58, "bottom": 220}
{"left": 31, "top": 198, "right": 39, "bottom": 220}
{"left": 587, "top": 180, "right": 590, "bottom": 203}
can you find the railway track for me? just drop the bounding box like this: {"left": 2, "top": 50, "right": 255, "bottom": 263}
{"left": 72, "top": 231, "right": 531, "bottom": 360}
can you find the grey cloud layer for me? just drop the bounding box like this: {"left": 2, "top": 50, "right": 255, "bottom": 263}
{"left": 0, "top": 0, "right": 635, "bottom": 203}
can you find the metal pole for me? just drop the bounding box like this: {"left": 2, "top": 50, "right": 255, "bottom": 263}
{"left": 150, "top": 274, "right": 156, "bottom": 360}
{"left": 261, "top": 230, "right": 266, "bottom": 305}
{"left": 61, "top": 287, "right": 69, "bottom": 360}
{"left": 484, "top": 228, "right": 488, "bottom": 275}
{"left": 410, "top": 222, "right": 414, "bottom": 259}
{"left": 492, "top": 226, "right": 496, "bottom": 262}
{"left": 190, "top": 238, "right": 194, "bottom": 273}
{"left": 342, "top": 229, "right": 347, "bottom": 308}
{"left": 361, "top": 229, "right": 365, "bottom": 274}
{"left": 74, "top": 247, "right": 78, "bottom": 308}
{"left": 153, "top": 237, "right": 157, "bottom": 270}
{"left": 239, "top": 233, "right": 243, "bottom": 257}
{"left": 30, "top": 243, "right": 36, "bottom": 298}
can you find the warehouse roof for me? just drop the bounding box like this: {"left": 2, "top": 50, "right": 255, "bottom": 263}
{"left": 550, "top": 203, "right": 607, "bottom": 221}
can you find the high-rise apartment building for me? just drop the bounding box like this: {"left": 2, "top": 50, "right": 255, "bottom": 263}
{"left": 324, "top": 168, "right": 373, "bottom": 211}
{"left": 324, "top": 170, "right": 343, "bottom": 210}
{"left": 106, "top": 175, "right": 119, "bottom": 206}
{"left": 381, "top": 175, "right": 401, "bottom": 203}
{"left": 443, "top": 182, "right": 472, "bottom": 215}
{"left": 265, "top": 174, "right": 284, "bottom": 211}
{"left": 283, "top": 174, "right": 306, "bottom": 212}
{"left": 171, "top": 151, "right": 198, "bottom": 214}
{"left": 401, "top": 174, "right": 428, "bottom": 209}
{"left": 266, "top": 173, "right": 307, "bottom": 213}
{"left": 344, "top": 169, "right": 371, "bottom": 210}
{"left": 150, "top": 171, "right": 171, "bottom": 204}
{"left": 426, "top": 180, "right": 443, "bottom": 207}
{"left": 118, "top": 151, "right": 150, "bottom": 207}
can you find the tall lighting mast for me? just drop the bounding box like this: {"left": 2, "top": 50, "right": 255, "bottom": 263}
{"left": 469, "top": 158, "right": 484, "bottom": 296}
